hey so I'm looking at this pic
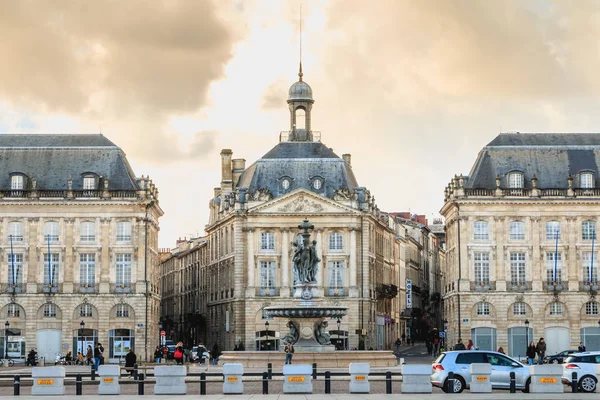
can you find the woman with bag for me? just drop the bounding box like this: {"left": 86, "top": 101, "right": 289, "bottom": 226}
{"left": 174, "top": 342, "right": 184, "bottom": 365}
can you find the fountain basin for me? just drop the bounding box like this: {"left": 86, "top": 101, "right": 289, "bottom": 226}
{"left": 264, "top": 306, "right": 348, "bottom": 319}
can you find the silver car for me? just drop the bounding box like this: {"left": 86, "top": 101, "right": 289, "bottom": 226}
{"left": 431, "top": 350, "right": 532, "bottom": 393}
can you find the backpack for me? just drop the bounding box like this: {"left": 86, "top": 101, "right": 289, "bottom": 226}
{"left": 174, "top": 348, "right": 183, "bottom": 359}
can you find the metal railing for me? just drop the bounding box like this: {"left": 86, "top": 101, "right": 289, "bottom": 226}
{"left": 508, "top": 281, "right": 531, "bottom": 291}
{"left": 255, "top": 287, "right": 280, "bottom": 297}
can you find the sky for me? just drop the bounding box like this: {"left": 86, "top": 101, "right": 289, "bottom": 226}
{"left": 1, "top": 0, "right": 600, "bottom": 247}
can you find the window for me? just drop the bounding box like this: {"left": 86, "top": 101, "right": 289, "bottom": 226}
{"left": 473, "top": 252, "right": 490, "bottom": 285}
{"left": 259, "top": 261, "right": 276, "bottom": 292}
{"left": 43, "top": 304, "right": 57, "bottom": 318}
{"left": 327, "top": 261, "right": 344, "bottom": 295}
{"left": 80, "top": 303, "right": 93, "bottom": 317}
{"left": 546, "top": 252, "right": 562, "bottom": 282}
{"left": 583, "top": 252, "right": 598, "bottom": 283}
{"left": 8, "top": 222, "right": 24, "bottom": 242}
{"left": 585, "top": 301, "right": 599, "bottom": 315}
{"left": 550, "top": 302, "right": 563, "bottom": 316}
{"left": 281, "top": 179, "right": 290, "bottom": 190}
{"left": 10, "top": 175, "right": 24, "bottom": 190}
{"left": 513, "top": 302, "right": 526, "bottom": 315}
{"left": 7, "top": 303, "right": 20, "bottom": 318}
{"left": 508, "top": 172, "right": 523, "bottom": 188}
{"left": 509, "top": 221, "right": 525, "bottom": 240}
{"left": 329, "top": 232, "right": 343, "bottom": 251}
{"left": 474, "top": 221, "right": 489, "bottom": 240}
{"left": 510, "top": 252, "right": 526, "bottom": 285}
{"left": 455, "top": 352, "right": 488, "bottom": 364}
{"left": 581, "top": 172, "right": 595, "bottom": 189}
{"left": 476, "top": 302, "right": 490, "bottom": 316}
{"left": 583, "top": 221, "right": 596, "bottom": 240}
{"left": 116, "top": 304, "right": 129, "bottom": 318}
{"left": 313, "top": 179, "right": 322, "bottom": 190}
{"left": 44, "top": 221, "right": 59, "bottom": 242}
{"left": 260, "top": 232, "right": 275, "bottom": 250}
{"left": 80, "top": 221, "right": 96, "bottom": 243}
{"left": 83, "top": 176, "right": 96, "bottom": 190}
{"left": 116, "top": 222, "right": 132, "bottom": 242}
{"left": 115, "top": 254, "right": 132, "bottom": 287}
{"left": 487, "top": 354, "right": 514, "bottom": 367}
{"left": 80, "top": 253, "right": 95, "bottom": 287}
{"left": 43, "top": 253, "right": 59, "bottom": 286}
{"left": 6, "top": 253, "right": 23, "bottom": 286}
{"left": 546, "top": 221, "right": 561, "bottom": 240}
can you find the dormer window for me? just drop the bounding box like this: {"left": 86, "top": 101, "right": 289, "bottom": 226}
{"left": 581, "top": 172, "right": 595, "bottom": 189}
{"left": 281, "top": 179, "right": 290, "bottom": 190}
{"left": 313, "top": 179, "right": 322, "bottom": 190}
{"left": 83, "top": 176, "right": 96, "bottom": 190}
{"left": 10, "top": 175, "right": 24, "bottom": 190}
{"left": 507, "top": 172, "right": 523, "bottom": 188}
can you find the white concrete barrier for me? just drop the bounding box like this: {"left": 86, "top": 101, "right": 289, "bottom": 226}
{"left": 529, "top": 365, "right": 563, "bottom": 393}
{"left": 31, "top": 366, "right": 65, "bottom": 396}
{"left": 222, "top": 363, "right": 243, "bottom": 394}
{"left": 283, "top": 364, "right": 312, "bottom": 393}
{"left": 98, "top": 365, "right": 120, "bottom": 395}
{"left": 349, "top": 363, "right": 370, "bottom": 393}
{"left": 401, "top": 364, "right": 432, "bottom": 393}
{"left": 469, "top": 363, "right": 492, "bottom": 393}
{"left": 154, "top": 365, "right": 187, "bottom": 395}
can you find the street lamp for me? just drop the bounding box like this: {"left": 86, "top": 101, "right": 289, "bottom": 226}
{"left": 79, "top": 321, "right": 85, "bottom": 361}
{"left": 265, "top": 321, "right": 270, "bottom": 351}
{"left": 158, "top": 321, "right": 163, "bottom": 349}
{"left": 525, "top": 319, "right": 530, "bottom": 349}
{"left": 336, "top": 318, "right": 342, "bottom": 350}
{"left": 4, "top": 321, "right": 9, "bottom": 360}
{"left": 443, "top": 319, "right": 448, "bottom": 350}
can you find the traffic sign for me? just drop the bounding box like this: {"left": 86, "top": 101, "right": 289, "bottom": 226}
{"left": 439, "top": 332, "right": 445, "bottom": 338}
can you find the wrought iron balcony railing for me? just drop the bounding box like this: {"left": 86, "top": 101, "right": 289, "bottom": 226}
{"left": 508, "top": 281, "right": 531, "bottom": 291}
{"left": 256, "top": 287, "right": 279, "bottom": 297}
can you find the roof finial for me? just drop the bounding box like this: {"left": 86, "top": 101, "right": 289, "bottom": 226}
{"left": 298, "top": 3, "right": 303, "bottom": 81}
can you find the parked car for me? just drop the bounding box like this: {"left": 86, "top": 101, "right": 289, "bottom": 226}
{"left": 191, "top": 346, "right": 207, "bottom": 363}
{"left": 431, "top": 350, "right": 532, "bottom": 393}
{"left": 562, "top": 352, "right": 600, "bottom": 392}
{"left": 166, "top": 345, "right": 176, "bottom": 359}
{"left": 545, "top": 350, "right": 577, "bottom": 364}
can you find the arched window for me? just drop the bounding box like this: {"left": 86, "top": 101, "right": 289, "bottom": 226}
{"left": 581, "top": 172, "right": 595, "bottom": 189}
{"left": 44, "top": 304, "right": 57, "bottom": 318}
{"left": 507, "top": 172, "right": 524, "bottom": 188}
{"left": 80, "top": 304, "right": 93, "bottom": 317}
{"left": 44, "top": 221, "right": 60, "bottom": 242}
{"left": 549, "top": 302, "right": 563, "bottom": 316}
{"left": 83, "top": 175, "right": 96, "bottom": 190}
{"left": 116, "top": 304, "right": 129, "bottom": 318}
{"left": 295, "top": 108, "right": 306, "bottom": 129}
{"left": 329, "top": 232, "right": 343, "bottom": 251}
{"left": 513, "top": 302, "right": 526, "bottom": 315}
{"left": 586, "top": 301, "right": 599, "bottom": 316}
{"left": 7, "top": 303, "right": 20, "bottom": 318}
{"left": 476, "top": 302, "right": 491, "bottom": 316}
{"left": 10, "top": 175, "right": 24, "bottom": 190}
{"left": 509, "top": 221, "right": 525, "bottom": 240}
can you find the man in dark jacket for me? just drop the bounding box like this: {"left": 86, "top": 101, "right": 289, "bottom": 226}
{"left": 93, "top": 343, "right": 103, "bottom": 371}
{"left": 536, "top": 338, "right": 546, "bottom": 365}
{"left": 125, "top": 348, "right": 137, "bottom": 377}
{"left": 454, "top": 338, "right": 466, "bottom": 350}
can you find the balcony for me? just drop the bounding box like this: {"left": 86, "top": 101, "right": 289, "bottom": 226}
{"left": 544, "top": 281, "right": 567, "bottom": 292}
{"left": 326, "top": 287, "right": 346, "bottom": 297}
{"left": 256, "top": 287, "right": 279, "bottom": 297}
{"left": 76, "top": 284, "right": 97, "bottom": 293}
{"left": 112, "top": 284, "right": 132, "bottom": 293}
{"left": 2, "top": 283, "right": 24, "bottom": 293}
{"left": 376, "top": 284, "right": 398, "bottom": 299}
{"left": 508, "top": 281, "right": 531, "bottom": 291}
{"left": 470, "top": 281, "right": 496, "bottom": 291}
{"left": 39, "top": 283, "right": 61, "bottom": 293}
{"left": 581, "top": 281, "right": 600, "bottom": 291}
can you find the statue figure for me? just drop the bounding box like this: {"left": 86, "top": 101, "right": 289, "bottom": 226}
{"left": 282, "top": 321, "right": 299, "bottom": 344}
{"left": 309, "top": 240, "right": 320, "bottom": 282}
{"left": 291, "top": 242, "right": 302, "bottom": 285}
{"left": 291, "top": 219, "right": 321, "bottom": 286}
{"left": 314, "top": 321, "right": 331, "bottom": 345}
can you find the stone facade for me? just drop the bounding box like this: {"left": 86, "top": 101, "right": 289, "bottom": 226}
{"left": 0, "top": 134, "right": 163, "bottom": 362}
{"left": 441, "top": 133, "right": 600, "bottom": 358}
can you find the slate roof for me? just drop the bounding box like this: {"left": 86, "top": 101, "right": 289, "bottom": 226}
{"left": 236, "top": 141, "right": 358, "bottom": 198}
{"left": 0, "top": 134, "right": 139, "bottom": 190}
{"left": 466, "top": 133, "right": 600, "bottom": 189}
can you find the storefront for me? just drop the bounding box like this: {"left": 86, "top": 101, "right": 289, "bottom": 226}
{"left": 109, "top": 329, "right": 134, "bottom": 359}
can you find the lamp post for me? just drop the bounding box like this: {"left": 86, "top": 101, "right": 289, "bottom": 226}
{"left": 336, "top": 318, "right": 342, "bottom": 350}
{"left": 158, "top": 321, "right": 163, "bottom": 349}
{"left": 79, "top": 321, "right": 85, "bottom": 360}
{"left": 443, "top": 319, "right": 448, "bottom": 350}
{"left": 4, "top": 321, "right": 9, "bottom": 360}
{"left": 265, "top": 321, "right": 270, "bottom": 351}
{"left": 525, "top": 319, "right": 530, "bottom": 351}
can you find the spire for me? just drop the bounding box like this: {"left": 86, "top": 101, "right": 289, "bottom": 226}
{"left": 299, "top": 62, "right": 303, "bottom": 81}
{"left": 298, "top": 2, "right": 303, "bottom": 82}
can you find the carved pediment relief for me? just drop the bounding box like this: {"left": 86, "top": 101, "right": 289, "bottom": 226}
{"left": 249, "top": 190, "right": 357, "bottom": 215}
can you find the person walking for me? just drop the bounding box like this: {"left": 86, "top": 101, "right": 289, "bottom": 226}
{"left": 125, "top": 348, "right": 137, "bottom": 378}
{"left": 497, "top": 347, "right": 506, "bottom": 354}
{"left": 154, "top": 346, "right": 162, "bottom": 364}
{"left": 394, "top": 337, "right": 401, "bottom": 352}
{"left": 433, "top": 337, "right": 439, "bottom": 356}
{"left": 86, "top": 345, "right": 93, "bottom": 366}
{"left": 536, "top": 338, "right": 546, "bottom": 365}
{"left": 526, "top": 341, "right": 536, "bottom": 365}
{"left": 426, "top": 340, "right": 433, "bottom": 356}
{"left": 93, "top": 343, "right": 102, "bottom": 371}
{"left": 211, "top": 343, "right": 221, "bottom": 366}
{"left": 578, "top": 342, "right": 586, "bottom": 352}
{"left": 174, "top": 342, "right": 184, "bottom": 365}
{"left": 401, "top": 333, "right": 406, "bottom": 345}
{"left": 284, "top": 342, "right": 294, "bottom": 364}
{"left": 453, "top": 338, "right": 466, "bottom": 350}
{"left": 466, "top": 339, "right": 474, "bottom": 350}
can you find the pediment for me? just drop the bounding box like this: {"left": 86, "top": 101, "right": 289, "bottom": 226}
{"left": 248, "top": 189, "right": 357, "bottom": 215}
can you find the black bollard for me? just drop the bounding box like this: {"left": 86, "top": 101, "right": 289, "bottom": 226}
{"left": 138, "top": 373, "right": 144, "bottom": 395}
{"left": 386, "top": 371, "right": 392, "bottom": 394}
{"left": 133, "top": 363, "right": 138, "bottom": 380}
{"left": 572, "top": 372, "right": 578, "bottom": 393}
{"left": 446, "top": 371, "right": 455, "bottom": 393}
{"left": 268, "top": 362, "right": 272, "bottom": 380}
{"left": 91, "top": 366, "right": 96, "bottom": 381}
{"left": 312, "top": 363, "right": 317, "bottom": 380}
{"left": 325, "top": 371, "right": 331, "bottom": 394}
{"left": 76, "top": 374, "right": 82, "bottom": 396}
{"left": 262, "top": 372, "right": 269, "bottom": 394}
{"left": 13, "top": 375, "right": 20, "bottom": 396}
{"left": 200, "top": 373, "right": 206, "bottom": 395}
{"left": 509, "top": 372, "right": 516, "bottom": 393}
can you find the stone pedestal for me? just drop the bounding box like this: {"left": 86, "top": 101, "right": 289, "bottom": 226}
{"left": 469, "top": 363, "right": 492, "bottom": 393}
{"left": 98, "top": 365, "right": 121, "bottom": 395}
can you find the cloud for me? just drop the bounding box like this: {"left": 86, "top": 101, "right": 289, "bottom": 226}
{"left": 262, "top": 80, "right": 288, "bottom": 109}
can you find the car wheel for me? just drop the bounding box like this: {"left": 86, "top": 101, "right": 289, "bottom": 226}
{"left": 551, "top": 359, "right": 559, "bottom": 364}
{"left": 522, "top": 378, "right": 531, "bottom": 393}
{"left": 451, "top": 376, "right": 465, "bottom": 393}
{"left": 579, "top": 375, "right": 597, "bottom": 393}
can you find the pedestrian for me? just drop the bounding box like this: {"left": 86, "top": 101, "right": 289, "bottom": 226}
{"left": 578, "top": 342, "right": 586, "bottom": 352}
{"left": 98, "top": 343, "right": 105, "bottom": 365}
{"left": 394, "top": 337, "right": 401, "bottom": 352}
{"left": 536, "top": 338, "right": 546, "bottom": 365}
{"left": 174, "top": 342, "right": 184, "bottom": 365}
{"left": 426, "top": 340, "right": 433, "bottom": 356}
{"left": 285, "top": 342, "right": 294, "bottom": 364}
{"left": 154, "top": 346, "right": 162, "bottom": 364}
{"left": 211, "top": 343, "right": 221, "bottom": 366}
{"left": 162, "top": 346, "right": 168, "bottom": 362}
{"left": 93, "top": 343, "right": 102, "bottom": 371}
{"left": 466, "top": 339, "right": 474, "bottom": 350}
{"left": 125, "top": 348, "right": 137, "bottom": 378}
{"left": 401, "top": 333, "right": 406, "bottom": 345}
{"left": 497, "top": 347, "right": 505, "bottom": 354}
{"left": 454, "top": 338, "right": 466, "bottom": 350}
{"left": 86, "top": 345, "right": 93, "bottom": 366}
{"left": 526, "top": 341, "right": 536, "bottom": 365}
{"left": 433, "top": 337, "right": 439, "bottom": 355}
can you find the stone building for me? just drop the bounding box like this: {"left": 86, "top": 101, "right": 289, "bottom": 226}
{"left": 0, "top": 134, "right": 162, "bottom": 362}
{"left": 159, "top": 70, "right": 399, "bottom": 351}
{"left": 441, "top": 132, "right": 600, "bottom": 357}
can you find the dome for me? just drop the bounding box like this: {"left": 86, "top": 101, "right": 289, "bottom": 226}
{"left": 288, "top": 80, "right": 313, "bottom": 102}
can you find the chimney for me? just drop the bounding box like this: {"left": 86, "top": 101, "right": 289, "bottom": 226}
{"left": 232, "top": 158, "right": 246, "bottom": 187}
{"left": 220, "top": 149, "right": 233, "bottom": 192}
{"left": 342, "top": 154, "right": 352, "bottom": 167}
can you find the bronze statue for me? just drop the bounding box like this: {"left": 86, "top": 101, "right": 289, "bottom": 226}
{"left": 282, "top": 321, "right": 299, "bottom": 344}
{"left": 314, "top": 320, "right": 331, "bottom": 345}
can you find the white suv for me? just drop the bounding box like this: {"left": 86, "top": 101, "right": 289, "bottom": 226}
{"left": 562, "top": 352, "right": 600, "bottom": 392}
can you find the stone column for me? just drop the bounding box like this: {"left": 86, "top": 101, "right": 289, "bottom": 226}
{"left": 568, "top": 216, "right": 578, "bottom": 290}
{"left": 27, "top": 218, "right": 39, "bottom": 293}
{"left": 281, "top": 229, "right": 289, "bottom": 297}
{"left": 494, "top": 217, "right": 506, "bottom": 290}
{"left": 350, "top": 229, "right": 357, "bottom": 287}
{"left": 530, "top": 216, "right": 541, "bottom": 291}
{"left": 100, "top": 218, "right": 111, "bottom": 293}
{"left": 63, "top": 218, "right": 75, "bottom": 292}
{"left": 246, "top": 229, "right": 255, "bottom": 295}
